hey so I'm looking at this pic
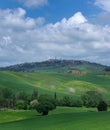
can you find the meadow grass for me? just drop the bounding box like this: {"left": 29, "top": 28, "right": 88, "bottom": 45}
{"left": 0, "top": 107, "right": 110, "bottom": 130}
{"left": 0, "top": 110, "right": 36, "bottom": 123}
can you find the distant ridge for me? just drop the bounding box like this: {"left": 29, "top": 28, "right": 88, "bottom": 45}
{"left": 0, "top": 59, "right": 106, "bottom": 73}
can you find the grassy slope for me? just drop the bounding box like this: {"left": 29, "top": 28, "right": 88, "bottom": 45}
{"left": 0, "top": 71, "right": 34, "bottom": 93}
{"left": 0, "top": 71, "right": 110, "bottom": 98}
{"left": 0, "top": 107, "right": 110, "bottom": 130}
{"left": 0, "top": 110, "right": 36, "bottom": 123}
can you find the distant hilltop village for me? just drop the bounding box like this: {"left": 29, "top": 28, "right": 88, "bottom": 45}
{"left": 0, "top": 57, "right": 105, "bottom": 73}
{"left": 47, "top": 58, "right": 87, "bottom": 75}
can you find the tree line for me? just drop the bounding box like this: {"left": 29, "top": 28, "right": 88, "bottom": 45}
{"left": 0, "top": 88, "right": 108, "bottom": 115}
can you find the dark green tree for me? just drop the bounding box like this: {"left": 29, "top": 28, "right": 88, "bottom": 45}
{"left": 82, "top": 91, "right": 102, "bottom": 107}
{"left": 16, "top": 91, "right": 28, "bottom": 101}
{"left": 31, "top": 88, "right": 38, "bottom": 100}
{"left": 97, "top": 101, "right": 108, "bottom": 111}
{"left": 16, "top": 100, "right": 27, "bottom": 110}
{"left": 0, "top": 89, "right": 3, "bottom": 109}
{"left": 60, "top": 96, "right": 72, "bottom": 106}
{"left": 2, "top": 88, "right": 13, "bottom": 108}
{"left": 70, "top": 99, "right": 83, "bottom": 107}
{"left": 54, "top": 92, "right": 57, "bottom": 100}
{"left": 15, "top": 91, "right": 31, "bottom": 109}
{"left": 36, "top": 94, "right": 56, "bottom": 116}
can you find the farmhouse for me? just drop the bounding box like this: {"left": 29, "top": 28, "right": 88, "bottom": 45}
{"left": 70, "top": 70, "right": 86, "bottom": 75}
{"left": 71, "top": 70, "right": 81, "bottom": 74}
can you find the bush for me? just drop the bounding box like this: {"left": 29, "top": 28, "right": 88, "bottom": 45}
{"left": 97, "top": 101, "right": 108, "bottom": 111}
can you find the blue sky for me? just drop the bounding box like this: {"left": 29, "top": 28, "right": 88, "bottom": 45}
{"left": 0, "top": 0, "right": 110, "bottom": 66}
{"left": 0, "top": 0, "right": 101, "bottom": 23}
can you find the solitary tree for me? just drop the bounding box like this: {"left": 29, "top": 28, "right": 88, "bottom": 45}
{"left": 36, "top": 94, "right": 56, "bottom": 116}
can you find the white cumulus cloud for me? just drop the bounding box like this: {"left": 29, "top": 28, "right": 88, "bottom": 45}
{"left": 0, "top": 8, "right": 110, "bottom": 66}
{"left": 0, "top": 8, "right": 44, "bottom": 30}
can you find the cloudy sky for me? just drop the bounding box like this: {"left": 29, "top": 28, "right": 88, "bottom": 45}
{"left": 0, "top": 0, "right": 110, "bottom": 66}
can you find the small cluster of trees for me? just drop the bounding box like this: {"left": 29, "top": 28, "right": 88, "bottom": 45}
{"left": 57, "top": 96, "right": 83, "bottom": 107}
{"left": 0, "top": 88, "right": 108, "bottom": 115}
{"left": 0, "top": 88, "right": 14, "bottom": 109}
{"left": 0, "top": 88, "right": 38, "bottom": 110}
{"left": 0, "top": 87, "right": 56, "bottom": 115}
{"left": 81, "top": 90, "right": 108, "bottom": 111}
{"left": 81, "top": 91, "right": 103, "bottom": 107}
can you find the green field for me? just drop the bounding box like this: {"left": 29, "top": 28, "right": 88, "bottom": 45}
{"left": 0, "top": 107, "right": 110, "bottom": 130}
{"left": 0, "top": 71, "right": 110, "bottom": 130}
{"left": 0, "top": 71, "right": 110, "bottom": 99}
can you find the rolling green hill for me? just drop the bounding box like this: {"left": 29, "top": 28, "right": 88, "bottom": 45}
{"left": 0, "top": 71, "right": 110, "bottom": 99}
